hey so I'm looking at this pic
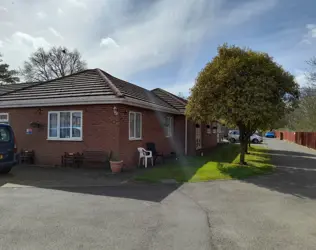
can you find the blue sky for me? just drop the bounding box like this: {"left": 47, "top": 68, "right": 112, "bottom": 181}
{"left": 0, "top": 0, "right": 315, "bottom": 95}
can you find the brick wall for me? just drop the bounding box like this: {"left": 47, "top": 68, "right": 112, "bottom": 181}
{"left": 3, "top": 103, "right": 217, "bottom": 167}
{"left": 2, "top": 104, "right": 186, "bottom": 167}
{"left": 117, "top": 105, "right": 185, "bottom": 168}
{"left": 187, "top": 121, "right": 217, "bottom": 156}
{"left": 201, "top": 125, "right": 218, "bottom": 149}
{"left": 2, "top": 105, "right": 120, "bottom": 166}
{"left": 187, "top": 120, "right": 197, "bottom": 155}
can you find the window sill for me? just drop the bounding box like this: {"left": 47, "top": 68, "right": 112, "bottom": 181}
{"left": 129, "top": 138, "right": 142, "bottom": 141}
{"left": 47, "top": 138, "right": 83, "bottom": 142}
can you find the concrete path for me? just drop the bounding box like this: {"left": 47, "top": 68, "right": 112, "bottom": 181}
{"left": 250, "top": 138, "right": 316, "bottom": 199}
{"left": 0, "top": 139, "right": 315, "bottom": 249}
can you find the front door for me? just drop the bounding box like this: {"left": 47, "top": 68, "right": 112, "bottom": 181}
{"left": 196, "top": 125, "right": 202, "bottom": 150}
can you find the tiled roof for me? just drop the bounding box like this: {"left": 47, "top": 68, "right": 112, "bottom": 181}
{"left": 0, "top": 70, "right": 116, "bottom": 101}
{"left": 0, "top": 82, "right": 37, "bottom": 95}
{"left": 102, "top": 71, "right": 175, "bottom": 109}
{"left": 151, "top": 88, "right": 187, "bottom": 110}
{"left": 0, "top": 69, "right": 184, "bottom": 113}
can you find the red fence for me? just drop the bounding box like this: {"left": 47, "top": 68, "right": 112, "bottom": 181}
{"left": 275, "top": 131, "right": 316, "bottom": 150}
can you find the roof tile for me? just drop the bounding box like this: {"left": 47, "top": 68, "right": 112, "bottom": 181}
{"left": 151, "top": 88, "right": 187, "bottom": 110}
{"left": 0, "top": 69, "right": 183, "bottom": 113}
{"left": 101, "top": 71, "right": 175, "bottom": 109}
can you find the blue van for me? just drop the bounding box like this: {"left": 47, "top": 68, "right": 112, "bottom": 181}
{"left": 0, "top": 124, "right": 18, "bottom": 174}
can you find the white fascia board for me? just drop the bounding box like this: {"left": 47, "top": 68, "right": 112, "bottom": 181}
{"left": 0, "top": 96, "right": 183, "bottom": 114}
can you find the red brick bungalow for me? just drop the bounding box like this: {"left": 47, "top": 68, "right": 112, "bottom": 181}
{"left": 0, "top": 69, "right": 217, "bottom": 168}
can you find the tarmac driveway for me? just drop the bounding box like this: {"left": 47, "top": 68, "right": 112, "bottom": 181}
{"left": 0, "top": 139, "right": 315, "bottom": 249}
{"left": 0, "top": 165, "right": 133, "bottom": 188}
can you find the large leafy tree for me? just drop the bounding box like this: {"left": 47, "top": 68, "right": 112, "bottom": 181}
{"left": 21, "top": 46, "right": 87, "bottom": 82}
{"left": 0, "top": 54, "right": 20, "bottom": 84}
{"left": 186, "top": 44, "right": 299, "bottom": 164}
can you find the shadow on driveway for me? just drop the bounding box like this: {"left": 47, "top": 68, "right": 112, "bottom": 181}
{"left": 0, "top": 143, "right": 235, "bottom": 202}
{"left": 244, "top": 148, "right": 316, "bottom": 199}
{"left": 0, "top": 165, "right": 179, "bottom": 202}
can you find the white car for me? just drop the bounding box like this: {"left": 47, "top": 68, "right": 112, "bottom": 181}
{"left": 228, "top": 130, "right": 263, "bottom": 144}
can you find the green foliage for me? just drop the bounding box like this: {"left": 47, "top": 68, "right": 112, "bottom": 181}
{"left": 185, "top": 44, "right": 299, "bottom": 163}
{"left": 0, "top": 54, "right": 19, "bottom": 84}
{"left": 186, "top": 44, "right": 299, "bottom": 129}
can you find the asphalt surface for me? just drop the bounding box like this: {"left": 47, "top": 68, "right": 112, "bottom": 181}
{"left": 0, "top": 139, "right": 315, "bottom": 249}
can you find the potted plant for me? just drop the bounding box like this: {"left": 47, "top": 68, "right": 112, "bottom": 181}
{"left": 30, "top": 121, "right": 43, "bottom": 128}
{"left": 109, "top": 152, "right": 123, "bottom": 173}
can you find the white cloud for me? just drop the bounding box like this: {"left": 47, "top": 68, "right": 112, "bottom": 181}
{"left": 306, "top": 24, "right": 316, "bottom": 36}
{"left": 300, "top": 39, "right": 312, "bottom": 45}
{"left": 57, "top": 8, "right": 64, "bottom": 15}
{"left": 12, "top": 32, "right": 50, "bottom": 49}
{"left": 36, "top": 11, "right": 47, "bottom": 19}
{"left": 295, "top": 70, "right": 308, "bottom": 86}
{"left": 100, "top": 37, "right": 119, "bottom": 48}
{"left": 0, "top": 0, "right": 279, "bottom": 83}
{"left": 49, "top": 27, "right": 63, "bottom": 40}
{"left": 67, "top": 0, "right": 87, "bottom": 9}
{"left": 89, "top": 0, "right": 278, "bottom": 78}
{"left": 0, "top": 6, "right": 8, "bottom": 12}
{"left": 0, "top": 32, "right": 50, "bottom": 69}
{"left": 0, "top": 40, "right": 3, "bottom": 48}
{"left": 301, "top": 24, "right": 316, "bottom": 45}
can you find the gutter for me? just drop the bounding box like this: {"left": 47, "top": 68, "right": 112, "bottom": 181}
{"left": 0, "top": 96, "right": 182, "bottom": 114}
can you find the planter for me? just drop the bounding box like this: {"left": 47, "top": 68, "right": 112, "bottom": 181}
{"left": 110, "top": 160, "right": 123, "bottom": 173}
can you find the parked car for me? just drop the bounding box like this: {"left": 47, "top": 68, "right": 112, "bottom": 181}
{"left": 0, "top": 124, "right": 18, "bottom": 174}
{"left": 265, "top": 131, "right": 275, "bottom": 138}
{"left": 228, "top": 130, "right": 263, "bottom": 144}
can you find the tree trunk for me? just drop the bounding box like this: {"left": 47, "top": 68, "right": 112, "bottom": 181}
{"left": 239, "top": 140, "right": 247, "bottom": 165}
{"left": 246, "top": 137, "right": 250, "bottom": 154}
{"left": 238, "top": 126, "right": 247, "bottom": 165}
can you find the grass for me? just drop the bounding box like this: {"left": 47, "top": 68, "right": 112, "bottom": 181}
{"left": 134, "top": 144, "right": 274, "bottom": 183}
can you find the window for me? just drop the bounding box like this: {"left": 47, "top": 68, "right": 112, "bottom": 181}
{"left": 165, "top": 116, "right": 173, "bottom": 137}
{"left": 0, "top": 127, "right": 10, "bottom": 142}
{"left": 129, "top": 112, "right": 142, "bottom": 140}
{"left": 48, "top": 111, "right": 82, "bottom": 140}
{"left": 0, "top": 113, "right": 9, "bottom": 124}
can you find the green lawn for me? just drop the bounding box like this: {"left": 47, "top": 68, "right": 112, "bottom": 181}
{"left": 134, "top": 144, "right": 274, "bottom": 183}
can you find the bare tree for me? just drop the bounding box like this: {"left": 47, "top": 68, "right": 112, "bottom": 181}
{"left": 307, "top": 57, "right": 316, "bottom": 84}
{"left": 21, "top": 46, "right": 87, "bottom": 82}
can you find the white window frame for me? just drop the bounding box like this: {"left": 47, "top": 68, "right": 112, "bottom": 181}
{"left": 165, "top": 116, "right": 173, "bottom": 137}
{"left": 129, "top": 111, "right": 142, "bottom": 140}
{"left": 0, "top": 113, "right": 9, "bottom": 124}
{"left": 47, "top": 111, "right": 83, "bottom": 141}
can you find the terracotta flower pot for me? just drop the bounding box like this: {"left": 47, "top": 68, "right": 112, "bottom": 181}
{"left": 110, "top": 160, "right": 123, "bottom": 173}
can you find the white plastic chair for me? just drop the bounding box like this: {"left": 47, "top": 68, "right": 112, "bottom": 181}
{"left": 137, "top": 147, "right": 153, "bottom": 168}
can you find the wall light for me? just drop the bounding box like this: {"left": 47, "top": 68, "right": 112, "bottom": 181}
{"left": 113, "top": 106, "right": 119, "bottom": 116}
